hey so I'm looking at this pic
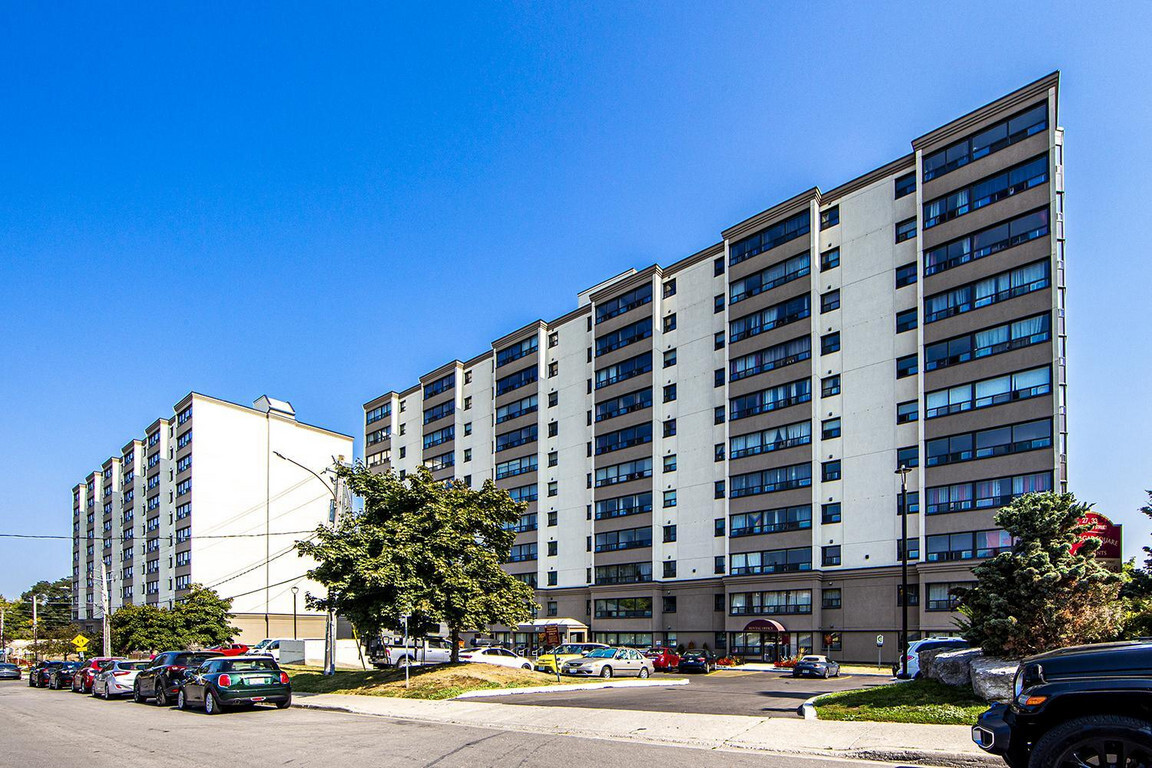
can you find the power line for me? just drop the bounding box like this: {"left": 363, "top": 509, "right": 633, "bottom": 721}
{"left": 0, "top": 531, "right": 319, "bottom": 542}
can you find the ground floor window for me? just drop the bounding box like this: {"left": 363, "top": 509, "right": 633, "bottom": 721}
{"left": 728, "top": 631, "right": 813, "bottom": 660}
{"left": 594, "top": 632, "right": 653, "bottom": 647}
{"left": 822, "top": 632, "right": 842, "bottom": 652}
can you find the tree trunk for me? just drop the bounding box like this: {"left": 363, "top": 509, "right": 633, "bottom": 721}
{"left": 450, "top": 627, "right": 460, "bottom": 663}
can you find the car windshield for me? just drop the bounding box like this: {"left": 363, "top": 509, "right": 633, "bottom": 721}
{"left": 0, "top": 664, "right": 16, "bottom": 670}
{"left": 221, "top": 659, "right": 278, "bottom": 672}
{"left": 683, "top": 652, "right": 706, "bottom": 659}
{"left": 119, "top": 661, "right": 150, "bottom": 670}
{"left": 549, "top": 645, "right": 586, "bottom": 655}
{"left": 62, "top": 662, "right": 82, "bottom": 669}
{"left": 801, "top": 656, "right": 824, "bottom": 662}
{"left": 585, "top": 649, "right": 616, "bottom": 658}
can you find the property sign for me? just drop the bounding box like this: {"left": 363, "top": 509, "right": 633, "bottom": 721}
{"left": 542, "top": 624, "right": 561, "bottom": 648}
{"left": 1072, "top": 512, "right": 1123, "bottom": 559}
{"left": 71, "top": 634, "right": 89, "bottom": 651}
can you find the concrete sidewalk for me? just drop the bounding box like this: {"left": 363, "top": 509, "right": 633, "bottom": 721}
{"left": 294, "top": 692, "right": 997, "bottom": 767}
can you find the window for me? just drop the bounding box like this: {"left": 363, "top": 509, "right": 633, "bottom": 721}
{"left": 463, "top": 448, "right": 472, "bottom": 462}
{"left": 715, "top": 480, "right": 726, "bottom": 499}
{"left": 547, "top": 541, "right": 558, "bottom": 557}
{"left": 730, "top": 464, "right": 812, "bottom": 498}
{"left": 715, "top": 518, "right": 725, "bottom": 537}
{"left": 595, "top": 562, "right": 654, "bottom": 585}
{"left": 821, "top": 375, "right": 841, "bottom": 397}
{"left": 897, "top": 446, "right": 919, "bottom": 468}
{"left": 423, "top": 452, "right": 454, "bottom": 471}
{"left": 496, "top": 425, "right": 538, "bottom": 452}
{"left": 896, "top": 354, "right": 918, "bottom": 378}
{"left": 895, "top": 262, "right": 917, "bottom": 288}
{"left": 923, "top": 153, "right": 1048, "bottom": 229}
{"left": 714, "top": 331, "right": 725, "bottom": 350}
{"left": 497, "top": 337, "right": 539, "bottom": 368}
{"left": 663, "top": 561, "right": 677, "bottom": 578}
{"left": 926, "top": 419, "right": 1051, "bottom": 466}
{"left": 424, "top": 425, "right": 455, "bottom": 449}
{"left": 923, "top": 260, "right": 1050, "bottom": 324}
{"left": 595, "top": 492, "right": 652, "bottom": 520}
{"left": 822, "top": 589, "right": 842, "bottom": 609}
{"left": 595, "top": 597, "right": 653, "bottom": 618}
{"left": 821, "top": 418, "right": 841, "bottom": 440}
{"left": 923, "top": 102, "right": 1047, "bottom": 181}
{"left": 547, "top": 451, "right": 558, "bottom": 467}
{"left": 730, "top": 546, "right": 812, "bottom": 575}
{"left": 898, "top": 491, "right": 920, "bottom": 515}
{"left": 712, "top": 556, "right": 724, "bottom": 575}
{"left": 423, "top": 373, "right": 455, "bottom": 399}
{"left": 730, "top": 589, "right": 812, "bottom": 616}
{"left": 820, "top": 206, "right": 839, "bottom": 229}
{"left": 596, "top": 352, "right": 653, "bottom": 389}
{"left": 663, "top": 279, "right": 677, "bottom": 298}
{"left": 821, "top": 460, "right": 841, "bottom": 482}
{"left": 663, "top": 313, "right": 677, "bottom": 332}
{"left": 548, "top": 391, "right": 558, "bottom": 408}
{"left": 822, "top": 545, "right": 842, "bottom": 566}
{"left": 662, "top": 454, "right": 677, "bottom": 472}
{"left": 821, "top": 332, "right": 840, "bottom": 354}
{"left": 926, "top": 582, "right": 974, "bottom": 611}
{"left": 927, "top": 529, "right": 1014, "bottom": 562}
{"left": 894, "top": 171, "right": 916, "bottom": 198}
{"left": 729, "top": 294, "right": 810, "bottom": 343}
{"left": 507, "top": 543, "right": 538, "bottom": 563}
{"left": 928, "top": 473, "right": 1053, "bottom": 515}
{"left": 595, "top": 458, "right": 653, "bottom": 488}
{"left": 925, "top": 366, "right": 1051, "bottom": 419}
{"left": 730, "top": 505, "right": 812, "bottom": 536}
{"left": 730, "top": 252, "right": 810, "bottom": 303}
{"left": 547, "top": 361, "right": 558, "bottom": 378}
{"left": 896, "top": 308, "right": 918, "bottom": 333}
{"left": 505, "top": 512, "right": 538, "bottom": 534}
{"left": 663, "top": 384, "right": 677, "bottom": 403}
{"left": 547, "top": 575, "right": 557, "bottom": 589}
{"left": 663, "top": 524, "right": 677, "bottom": 543}
{"left": 663, "top": 348, "right": 677, "bottom": 368}
{"left": 924, "top": 314, "right": 1050, "bottom": 372}
{"left": 547, "top": 481, "right": 558, "bottom": 497}
{"left": 663, "top": 595, "right": 678, "bottom": 613}
{"left": 714, "top": 368, "right": 725, "bottom": 387}
{"left": 596, "top": 318, "right": 653, "bottom": 355}
{"left": 925, "top": 208, "right": 1049, "bottom": 275}
{"left": 897, "top": 538, "right": 920, "bottom": 561}
{"left": 714, "top": 257, "right": 725, "bottom": 276}
{"left": 464, "top": 422, "right": 472, "bottom": 435}
{"left": 715, "top": 443, "right": 724, "bottom": 462}
{"left": 714, "top": 406, "right": 725, "bottom": 424}
{"left": 463, "top": 397, "right": 471, "bottom": 410}
{"left": 820, "top": 248, "right": 840, "bottom": 271}
{"left": 897, "top": 400, "right": 919, "bottom": 424}
{"left": 663, "top": 418, "right": 677, "bottom": 437}
{"left": 729, "top": 337, "right": 810, "bottom": 381}
{"left": 547, "top": 421, "right": 558, "bottom": 437}
{"left": 663, "top": 490, "right": 677, "bottom": 508}
{"left": 595, "top": 423, "right": 652, "bottom": 455}
{"left": 895, "top": 218, "right": 917, "bottom": 243}
{"left": 729, "top": 210, "right": 810, "bottom": 266}
{"left": 597, "top": 283, "right": 654, "bottom": 323}
{"left": 821, "top": 503, "right": 841, "bottom": 524}
{"left": 714, "top": 295, "right": 724, "bottom": 314}
{"left": 730, "top": 379, "right": 811, "bottom": 420}
{"left": 897, "top": 584, "right": 920, "bottom": 606}
{"left": 495, "top": 366, "right": 538, "bottom": 396}
{"left": 366, "top": 403, "right": 391, "bottom": 425}
{"left": 820, "top": 290, "right": 840, "bottom": 313}
{"left": 507, "top": 484, "right": 538, "bottom": 503}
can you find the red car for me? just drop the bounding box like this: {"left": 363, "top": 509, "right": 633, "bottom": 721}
{"left": 644, "top": 647, "right": 681, "bottom": 672}
{"left": 206, "top": 643, "right": 249, "bottom": 656}
{"left": 72, "top": 657, "right": 121, "bottom": 693}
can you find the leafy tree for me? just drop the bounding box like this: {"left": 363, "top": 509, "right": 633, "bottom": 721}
{"left": 957, "top": 492, "right": 1123, "bottom": 658}
{"left": 111, "top": 603, "right": 180, "bottom": 654}
{"left": 7, "top": 577, "right": 74, "bottom": 637}
{"left": 298, "top": 465, "right": 536, "bottom": 662}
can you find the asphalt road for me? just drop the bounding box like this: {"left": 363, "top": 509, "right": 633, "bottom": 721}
{"left": 474, "top": 669, "right": 887, "bottom": 716}
{"left": 1, "top": 680, "right": 919, "bottom": 768}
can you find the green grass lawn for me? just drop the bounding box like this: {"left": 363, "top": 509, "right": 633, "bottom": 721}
{"left": 813, "top": 679, "right": 988, "bottom": 725}
{"left": 284, "top": 663, "right": 567, "bottom": 700}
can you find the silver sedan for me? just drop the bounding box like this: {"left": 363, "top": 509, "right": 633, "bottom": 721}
{"left": 561, "top": 647, "right": 654, "bottom": 679}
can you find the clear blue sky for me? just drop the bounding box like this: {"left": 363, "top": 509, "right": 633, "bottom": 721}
{"left": 2, "top": 2, "right": 1149, "bottom": 598}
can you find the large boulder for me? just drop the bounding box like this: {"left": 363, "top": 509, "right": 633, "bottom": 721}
{"left": 930, "top": 648, "right": 982, "bottom": 687}
{"left": 916, "top": 647, "right": 949, "bottom": 680}
{"left": 971, "top": 656, "right": 1018, "bottom": 703}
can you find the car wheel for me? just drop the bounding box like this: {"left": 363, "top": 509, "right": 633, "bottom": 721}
{"left": 133, "top": 683, "right": 144, "bottom": 703}
{"left": 1028, "top": 715, "right": 1152, "bottom": 768}
{"left": 177, "top": 689, "right": 187, "bottom": 710}
{"left": 522, "top": 663, "right": 532, "bottom": 670}
{"left": 204, "top": 690, "right": 221, "bottom": 715}
{"left": 638, "top": 667, "right": 650, "bottom": 679}
{"left": 822, "top": 670, "right": 829, "bottom": 679}
{"left": 276, "top": 695, "right": 292, "bottom": 710}
{"left": 600, "top": 666, "right": 613, "bottom": 679}
{"left": 396, "top": 656, "right": 412, "bottom": 669}
{"left": 103, "top": 685, "right": 111, "bottom": 700}
{"left": 155, "top": 685, "right": 168, "bottom": 707}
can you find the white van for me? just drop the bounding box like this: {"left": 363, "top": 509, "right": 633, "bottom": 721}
{"left": 901, "top": 637, "right": 969, "bottom": 678}
{"left": 250, "top": 638, "right": 293, "bottom": 662}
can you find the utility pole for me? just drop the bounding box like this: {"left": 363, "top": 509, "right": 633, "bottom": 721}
{"left": 895, "top": 464, "right": 912, "bottom": 679}
{"left": 32, "top": 594, "right": 44, "bottom": 662}
{"left": 1, "top": 607, "right": 6, "bottom": 663}
{"left": 99, "top": 556, "right": 112, "bottom": 657}
{"left": 325, "top": 470, "right": 347, "bottom": 676}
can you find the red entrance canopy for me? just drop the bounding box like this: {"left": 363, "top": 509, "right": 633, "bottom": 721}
{"left": 742, "top": 618, "right": 786, "bottom": 632}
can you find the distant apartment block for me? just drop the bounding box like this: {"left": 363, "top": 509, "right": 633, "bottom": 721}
{"left": 72, "top": 393, "right": 353, "bottom": 642}
{"left": 361, "top": 73, "right": 1066, "bottom": 662}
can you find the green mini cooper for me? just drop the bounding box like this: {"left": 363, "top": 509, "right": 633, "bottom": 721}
{"left": 177, "top": 655, "right": 291, "bottom": 714}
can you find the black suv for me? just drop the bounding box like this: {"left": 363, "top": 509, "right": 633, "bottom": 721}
{"left": 133, "top": 651, "right": 223, "bottom": 706}
{"left": 973, "top": 641, "right": 1152, "bottom": 767}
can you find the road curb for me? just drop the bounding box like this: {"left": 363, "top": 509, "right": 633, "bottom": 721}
{"left": 797, "top": 694, "right": 819, "bottom": 719}
{"left": 454, "top": 678, "right": 689, "bottom": 699}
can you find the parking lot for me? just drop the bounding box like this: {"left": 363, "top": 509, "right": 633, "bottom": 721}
{"left": 474, "top": 669, "right": 888, "bottom": 717}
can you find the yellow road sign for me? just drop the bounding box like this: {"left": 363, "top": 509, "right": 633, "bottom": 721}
{"left": 71, "top": 634, "right": 90, "bottom": 649}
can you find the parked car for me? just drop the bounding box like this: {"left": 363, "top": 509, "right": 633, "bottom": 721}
{"left": 73, "top": 658, "right": 121, "bottom": 693}
{"left": 643, "top": 647, "right": 681, "bottom": 672}
{"left": 133, "top": 650, "right": 224, "bottom": 706}
{"left": 973, "top": 641, "right": 1152, "bottom": 768}
{"left": 561, "top": 647, "right": 654, "bottom": 679}
{"left": 47, "top": 661, "right": 83, "bottom": 689}
{"left": 678, "top": 650, "right": 718, "bottom": 674}
{"left": 28, "top": 661, "right": 63, "bottom": 688}
{"left": 177, "top": 655, "right": 291, "bottom": 714}
{"left": 900, "top": 636, "right": 969, "bottom": 679}
{"left": 792, "top": 655, "right": 841, "bottom": 679}
{"left": 93, "top": 660, "right": 151, "bottom": 699}
{"left": 534, "top": 643, "right": 609, "bottom": 674}
{"left": 458, "top": 647, "right": 534, "bottom": 670}
{"left": 0, "top": 663, "right": 21, "bottom": 680}
{"left": 206, "top": 643, "right": 250, "bottom": 657}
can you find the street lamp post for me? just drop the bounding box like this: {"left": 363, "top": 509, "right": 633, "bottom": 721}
{"left": 291, "top": 586, "right": 299, "bottom": 640}
{"left": 273, "top": 450, "right": 343, "bottom": 676}
{"left": 895, "top": 464, "right": 912, "bottom": 679}
{"left": 32, "top": 594, "right": 46, "bottom": 662}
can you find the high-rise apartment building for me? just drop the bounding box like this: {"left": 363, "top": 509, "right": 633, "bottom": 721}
{"left": 72, "top": 393, "right": 353, "bottom": 642}
{"left": 361, "top": 73, "right": 1066, "bottom": 662}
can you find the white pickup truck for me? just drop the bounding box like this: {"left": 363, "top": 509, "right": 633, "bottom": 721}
{"left": 366, "top": 635, "right": 456, "bottom": 669}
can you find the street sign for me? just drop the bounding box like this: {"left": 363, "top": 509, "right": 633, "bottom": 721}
{"left": 543, "top": 624, "right": 561, "bottom": 649}
{"left": 71, "top": 633, "right": 90, "bottom": 650}
{"left": 875, "top": 634, "right": 884, "bottom": 647}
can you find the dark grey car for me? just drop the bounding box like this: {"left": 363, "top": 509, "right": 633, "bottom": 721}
{"left": 0, "top": 663, "right": 20, "bottom": 680}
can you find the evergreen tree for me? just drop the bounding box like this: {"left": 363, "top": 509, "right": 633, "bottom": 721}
{"left": 1119, "top": 490, "right": 1152, "bottom": 636}
{"left": 957, "top": 492, "right": 1123, "bottom": 658}
{"left": 297, "top": 465, "right": 536, "bottom": 662}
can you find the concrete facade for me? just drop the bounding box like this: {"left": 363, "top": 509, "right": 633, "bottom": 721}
{"left": 361, "top": 73, "right": 1066, "bottom": 662}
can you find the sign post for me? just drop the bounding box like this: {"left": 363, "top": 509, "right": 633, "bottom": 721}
{"left": 875, "top": 634, "right": 884, "bottom": 670}
{"left": 71, "top": 633, "right": 90, "bottom": 659}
